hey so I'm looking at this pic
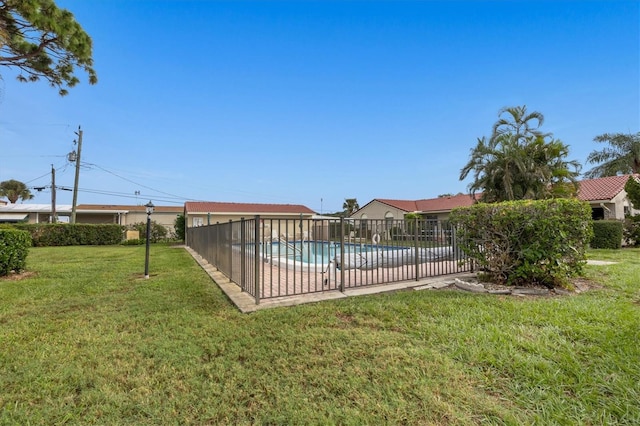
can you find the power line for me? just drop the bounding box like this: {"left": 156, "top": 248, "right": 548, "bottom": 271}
{"left": 25, "top": 172, "right": 51, "bottom": 184}
{"left": 82, "top": 161, "right": 195, "bottom": 201}
{"left": 29, "top": 185, "right": 184, "bottom": 205}
{"left": 75, "top": 187, "right": 184, "bottom": 204}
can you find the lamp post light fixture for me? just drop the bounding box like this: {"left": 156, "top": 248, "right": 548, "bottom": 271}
{"left": 144, "top": 201, "right": 154, "bottom": 279}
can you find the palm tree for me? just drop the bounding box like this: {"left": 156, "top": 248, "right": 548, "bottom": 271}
{"left": 343, "top": 198, "right": 359, "bottom": 216}
{"left": 491, "top": 105, "right": 548, "bottom": 145}
{"left": 584, "top": 132, "right": 640, "bottom": 178}
{"left": 460, "top": 132, "right": 580, "bottom": 203}
{"left": 0, "top": 179, "right": 34, "bottom": 203}
{"left": 461, "top": 134, "right": 533, "bottom": 202}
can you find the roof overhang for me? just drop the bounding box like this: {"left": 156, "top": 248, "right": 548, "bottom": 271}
{"left": 585, "top": 199, "right": 614, "bottom": 204}
{"left": 187, "top": 211, "right": 314, "bottom": 217}
{"left": 0, "top": 213, "right": 29, "bottom": 222}
{"left": 76, "top": 209, "right": 129, "bottom": 214}
{"left": 414, "top": 209, "right": 454, "bottom": 214}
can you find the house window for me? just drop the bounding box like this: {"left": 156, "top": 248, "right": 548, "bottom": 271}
{"left": 591, "top": 208, "right": 604, "bottom": 221}
{"left": 384, "top": 212, "right": 394, "bottom": 231}
{"left": 193, "top": 217, "right": 203, "bottom": 227}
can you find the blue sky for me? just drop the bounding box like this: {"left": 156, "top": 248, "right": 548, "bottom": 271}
{"left": 1, "top": 0, "right": 638, "bottom": 213}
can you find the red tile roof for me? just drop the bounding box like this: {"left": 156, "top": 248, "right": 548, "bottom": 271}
{"left": 374, "top": 199, "right": 419, "bottom": 212}
{"left": 184, "top": 201, "right": 315, "bottom": 215}
{"left": 374, "top": 193, "right": 479, "bottom": 213}
{"left": 363, "top": 175, "right": 637, "bottom": 215}
{"left": 415, "top": 193, "right": 478, "bottom": 212}
{"left": 577, "top": 174, "right": 638, "bottom": 201}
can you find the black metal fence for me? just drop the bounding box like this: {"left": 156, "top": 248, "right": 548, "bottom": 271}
{"left": 186, "top": 216, "right": 473, "bottom": 304}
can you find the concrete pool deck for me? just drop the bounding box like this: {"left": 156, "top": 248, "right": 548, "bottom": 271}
{"left": 185, "top": 246, "right": 471, "bottom": 313}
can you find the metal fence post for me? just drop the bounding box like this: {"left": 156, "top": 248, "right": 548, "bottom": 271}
{"left": 240, "top": 217, "right": 246, "bottom": 291}
{"left": 254, "top": 215, "right": 260, "bottom": 304}
{"left": 229, "top": 219, "right": 233, "bottom": 280}
{"left": 414, "top": 217, "right": 420, "bottom": 280}
{"left": 339, "top": 217, "right": 345, "bottom": 292}
{"left": 215, "top": 222, "right": 220, "bottom": 267}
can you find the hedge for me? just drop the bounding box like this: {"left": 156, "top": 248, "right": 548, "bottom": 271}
{"left": 591, "top": 220, "right": 623, "bottom": 249}
{"left": 450, "top": 198, "right": 593, "bottom": 287}
{"left": 623, "top": 215, "right": 640, "bottom": 247}
{"left": 12, "top": 224, "right": 124, "bottom": 247}
{"left": 0, "top": 228, "right": 32, "bottom": 276}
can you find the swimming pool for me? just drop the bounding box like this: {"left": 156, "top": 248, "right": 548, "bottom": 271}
{"left": 264, "top": 241, "right": 377, "bottom": 266}
{"left": 263, "top": 240, "right": 455, "bottom": 270}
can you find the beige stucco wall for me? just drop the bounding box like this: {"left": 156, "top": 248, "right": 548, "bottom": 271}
{"left": 353, "top": 201, "right": 409, "bottom": 221}
{"left": 421, "top": 212, "right": 451, "bottom": 222}
{"left": 590, "top": 190, "right": 639, "bottom": 221}
{"left": 75, "top": 213, "right": 120, "bottom": 224}
{"left": 123, "top": 211, "right": 179, "bottom": 233}
{"left": 72, "top": 211, "right": 179, "bottom": 233}
{"left": 353, "top": 201, "right": 454, "bottom": 224}
{"left": 27, "top": 212, "right": 52, "bottom": 223}
{"left": 187, "top": 213, "right": 321, "bottom": 241}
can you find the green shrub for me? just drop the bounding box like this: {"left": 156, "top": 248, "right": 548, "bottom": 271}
{"left": 450, "top": 198, "right": 593, "bottom": 287}
{"left": 623, "top": 215, "right": 640, "bottom": 247}
{"left": 591, "top": 220, "right": 623, "bottom": 249}
{"left": 174, "top": 214, "right": 186, "bottom": 241}
{"left": 128, "top": 221, "right": 168, "bottom": 243}
{"left": 0, "top": 228, "right": 32, "bottom": 275}
{"left": 13, "top": 224, "right": 124, "bottom": 246}
{"left": 121, "top": 238, "right": 144, "bottom": 246}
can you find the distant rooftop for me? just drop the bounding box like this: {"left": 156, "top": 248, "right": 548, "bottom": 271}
{"left": 0, "top": 204, "right": 72, "bottom": 213}
{"left": 185, "top": 201, "right": 315, "bottom": 215}
{"left": 366, "top": 193, "right": 479, "bottom": 214}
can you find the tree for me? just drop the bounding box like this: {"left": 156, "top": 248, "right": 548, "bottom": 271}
{"left": 491, "top": 105, "right": 547, "bottom": 144}
{"left": 0, "top": 179, "right": 34, "bottom": 203}
{"left": 584, "top": 132, "right": 640, "bottom": 178}
{"left": 625, "top": 175, "right": 640, "bottom": 209}
{"left": 342, "top": 198, "right": 359, "bottom": 216}
{"left": 460, "top": 106, "right": 580, "bottom": 203}
{"left": 0, "top": 0, "right": 97, "bottom": 96}
{"left": 622, "top": 177, "right": 640, "bottom": 246}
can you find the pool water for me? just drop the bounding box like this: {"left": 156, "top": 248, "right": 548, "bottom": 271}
{"left": 265, "top": 241, "right": 376, "bottom": 265}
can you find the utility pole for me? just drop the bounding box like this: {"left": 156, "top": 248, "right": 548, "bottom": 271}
{"left": 51, "top": 164, "right": 57, "bottom": 223}
{"left": 71, "top": 126, "right": 83, "bottom": 224}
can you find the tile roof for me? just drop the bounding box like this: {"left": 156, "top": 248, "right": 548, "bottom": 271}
{"left": 363, "top": 175, "right": 638, "bottom": 216}
{"left": 415, "top": 193, "right": 478, "bottom": 212}
{"left": 577, "top": 174, "right": 638, "bottom": 201}
{"left": 184, "top": 201, "right": 315, "bottom": 215}
{"left": 373, "top": 199, "right": 419, "bottom": 212}
{"left": 374, "top": 193, "right": 479, "bottom": 213}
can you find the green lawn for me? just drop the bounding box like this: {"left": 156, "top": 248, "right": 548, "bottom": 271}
{"left": 1, "top": 245, "right": 638, "bottom": 425}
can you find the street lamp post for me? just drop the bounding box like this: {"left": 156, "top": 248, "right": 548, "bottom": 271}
{"left": 144, "top": 201, "right": 154, "bottom": 279}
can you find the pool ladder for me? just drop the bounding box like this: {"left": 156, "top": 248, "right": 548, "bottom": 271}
{"left": 272, "top": 236, "right": 302, "bottom": 258}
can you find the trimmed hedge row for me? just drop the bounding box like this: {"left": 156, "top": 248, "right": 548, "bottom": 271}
{"left": 450, "top": 198, "right": 593, "bottom": 287}
{"left": 12, "top": 224, "right": 124, "bottom": 247}
{"left": 591, "top": 220, "right": 623, "bottom": 249}
{"left": 0, "top": 228, "right": 32, "bottom": 276}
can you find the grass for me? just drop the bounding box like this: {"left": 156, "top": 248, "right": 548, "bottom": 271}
{"left": 0, "top": 244, "right": 638, "bottom": 425}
